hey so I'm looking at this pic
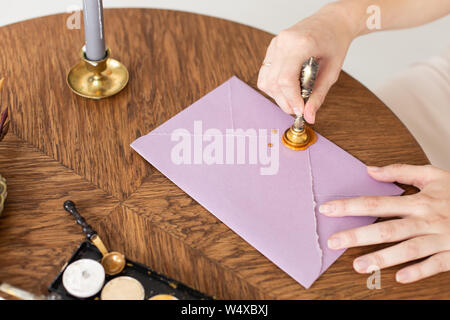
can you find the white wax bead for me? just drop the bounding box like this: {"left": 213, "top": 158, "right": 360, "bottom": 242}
{"left": 62, "top": 259, "right": 105, "bottom": 298}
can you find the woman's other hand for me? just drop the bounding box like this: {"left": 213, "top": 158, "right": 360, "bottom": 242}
{"left": 320, "top": 164, "right": 450, "bottom": 283}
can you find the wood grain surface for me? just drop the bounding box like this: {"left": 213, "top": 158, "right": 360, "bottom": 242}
{"left": 0, "top": 9, "right": 447, "bottom": 299}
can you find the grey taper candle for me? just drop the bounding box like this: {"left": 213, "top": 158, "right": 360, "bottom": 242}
{"left": 83, "top": 0, "right": 106, "bottom": 61}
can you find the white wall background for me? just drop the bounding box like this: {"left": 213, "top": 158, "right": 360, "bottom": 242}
{"left": 1, "top": 0, "right": 449, "bottom": 91}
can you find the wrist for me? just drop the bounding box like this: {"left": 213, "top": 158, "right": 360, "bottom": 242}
{"left": 321, "top": 0, "right": 372, "bottom": 39}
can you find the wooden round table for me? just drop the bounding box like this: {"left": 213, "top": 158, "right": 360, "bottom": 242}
{"left": 0, "top": 9, "right": 446, "bottom": 299}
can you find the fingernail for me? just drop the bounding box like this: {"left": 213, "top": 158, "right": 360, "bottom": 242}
{"left": 303, "top": 112, "right": 312, "bottom": 124}
{"left": 354, "top": 258, "right": 369, "bottom": 272}
{"left": 396, "top": 270, "right": 409, "bottom": 283}
{"left": 328, "top": 236, "right": 341, "bottom": 249}
{"left": 367, "top": 166, "right": 381, "bottom": 172}
{"left": 319, "top": 204, "right": 334, "bottom": 214}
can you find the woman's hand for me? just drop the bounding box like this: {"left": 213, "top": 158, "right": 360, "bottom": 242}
{"left": 257, "top": 3, "right": 356, "bottom": 123}
{"left": 319, "top": 164, "right": 450, "bottom": 283}
{"left": 257, "top": 0, "right": 450, "bottom": 123}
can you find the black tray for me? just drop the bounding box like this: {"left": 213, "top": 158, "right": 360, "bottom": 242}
{"left": 48, "top": 241, "right": 212, "bottom": 300}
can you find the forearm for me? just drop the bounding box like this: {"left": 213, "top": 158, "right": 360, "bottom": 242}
{"left": 324, "top": 0, "right": 450, "bottom": 37}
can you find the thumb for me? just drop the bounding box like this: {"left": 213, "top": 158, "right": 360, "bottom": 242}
{"left": 367, "top": 164, "right": 438, "bottom": 189}
{"left": 303, "top": 60, "right": 340, "bottom": 124}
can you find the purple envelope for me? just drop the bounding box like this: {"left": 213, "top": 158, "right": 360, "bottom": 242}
{"left": 131, "top": 76, "right": 403, "bottom": 289}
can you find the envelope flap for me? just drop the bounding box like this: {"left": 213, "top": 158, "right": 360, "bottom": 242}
{"left": 306, "top": 135, "right": 404, "bottom": 273}
{"left": 308, "top": 134, "right": 404, "bottom": 198}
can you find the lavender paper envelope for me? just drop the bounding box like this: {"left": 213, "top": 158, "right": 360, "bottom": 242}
{"left": 131, "top": 76, "right": 403, "bottom": 288}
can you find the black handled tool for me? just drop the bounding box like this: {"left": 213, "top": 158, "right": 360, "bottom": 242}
{"left": 63, "top": 200, "right": 126, "bottom": 275}
{"left": 63, "top": 200, "right": 97, "bottom": 240}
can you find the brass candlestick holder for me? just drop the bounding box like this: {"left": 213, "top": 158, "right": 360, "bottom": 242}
{"left": 282, "top": 57, "right": 318, "bottom": 151}
{"left": 67, "top": 47, "right": 129, "bottom": 99}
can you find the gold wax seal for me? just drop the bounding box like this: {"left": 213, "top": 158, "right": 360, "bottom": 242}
{"left": 282, "top": 125, "right": 317, "bottom": 151}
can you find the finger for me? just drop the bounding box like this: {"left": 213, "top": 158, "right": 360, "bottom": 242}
{"left": 396, "top": 250, "right": 450, "bottom": 283}
{"left": 319, "top": 194, "right": 418, "bottom": 217}
{"left": 272, "top": 91, "right": 295, "bottom": 115}
{"left": 277, "top": 55, "right": 310, "bottom": 116}
{"left": 327, "top": 218, "right": 436, "bottom": 250}
{"left": 264, "top": 45, "right": 296, "bottom": 115}
{"left": 352, "top": 234, "right": 450, "bottom": 273}
{"left": 367, "top": 164, "right": 440, "bottom": 189}
{"left": 257, "top": 37, "right": 277, "bottom": 95}
{"left": 303, "top": 60, "right": 340, "bottom": 123}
